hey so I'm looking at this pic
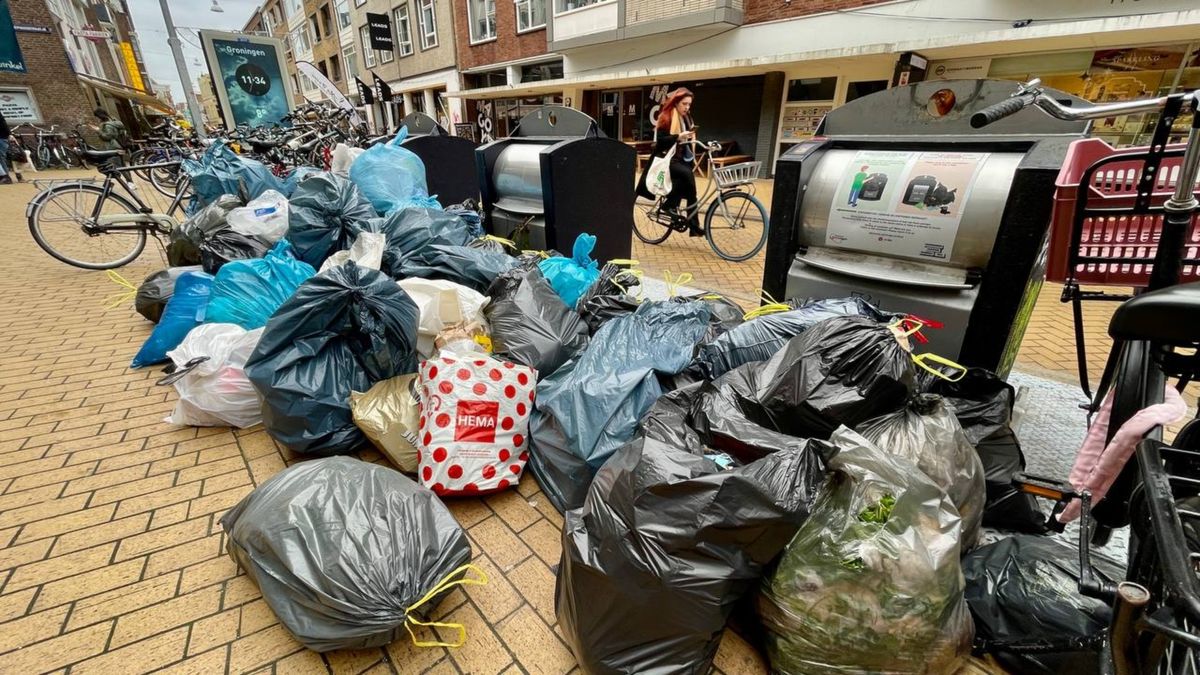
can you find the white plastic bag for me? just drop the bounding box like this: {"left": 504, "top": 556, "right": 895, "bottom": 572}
{"left": 416, "top": 354, "right": 536, "bottom": 495}
{"left": 330, "top": 143, "right": 365, "bottom": 177}
{"left": 227, "top": 190, "right": 289, "bottom": 243}
{"left": 397, "top": 278, "right": 490, "bottom": 358}
{"left": 318, "top": 231, "right": 386, "bottom": 273}
{"left": 164, "top": 323, "right": 264, "bottom": 428}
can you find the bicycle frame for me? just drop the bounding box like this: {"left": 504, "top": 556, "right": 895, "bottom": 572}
{"left": 88, "top": 162, "right": 188, "bottom": 234}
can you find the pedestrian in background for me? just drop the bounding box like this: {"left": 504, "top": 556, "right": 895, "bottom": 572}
{"left": 90, "top": 108, "right": 128, "bottom": 150}
{"left": 0, "top": 110, "right": 21, "bottom": 185}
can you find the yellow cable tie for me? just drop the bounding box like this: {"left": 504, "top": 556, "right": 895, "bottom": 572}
{"left": 912, "top": 353, "right": 968, "bottom": 382}
{"left": 607, "top": 258, "right": 640, "bottom": 267}
{"left": 102, "top": 270, "right": 139, "bottom": 309}
{"left": 742, "top": 288, "right": 790, "bottom": 320}
{"left": 403, "top": 564, "right": 489, "bottom": 648}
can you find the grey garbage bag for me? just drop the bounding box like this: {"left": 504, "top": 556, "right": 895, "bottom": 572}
{"left": 557, "top": 384, "right": 830, "bottom": 675}
{"left": 135, "top": 266, "right": 202, "bottom": 323}
{"left": 673, "top": 292, "right": 744, "bottom": 341}
{"left": 963, "top": 535, "right": 1123, "bottom": 675}
{"left": 527, "top": 300, "right": 710, "bottom": 513}
{"left": 739, "top": 315, "right": 917, "bottom": 439}
{"left": 576, "top": 262, "right": 642, "bottom": 334}
{"left": 858, "top": 393, "right": 987, "bottom": 551}
{"left": 689, "top": 297, "right": 893, "bottom": 381}
{"left": 221, "top": 457, "right": 476, "bottom": 652}
{"left": 923, "top": 368, "right": 1046, "bottom": 533}
{"left": 366, "top": 207, "right": 475, "bottom": 277}
{"left": 399, "top": 244, "right": 519, "bottom": 293}
{"left": 758, "top": 428, "right": 973, "bottom": 675}
{"left": 484, "top": 267, "right": 589, "bottom": 378}
{"left": 245, "top": 262, "right": 419, "bottom": 455}
{"left": 285, "top": 173, "right": 377, "bottom": 267}
{"left": 167, "top": 195, "right": 242, "bottom": 267}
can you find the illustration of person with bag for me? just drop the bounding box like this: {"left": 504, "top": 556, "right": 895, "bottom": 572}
{"left": 848, "top": 165, "right": 869, "bottom": 206}
{"left": 635, "top": 88, "right": 703, "bottom": 236}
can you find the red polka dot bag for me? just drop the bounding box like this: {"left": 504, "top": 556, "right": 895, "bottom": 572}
{"left": 416, "top": 354, "right": 537, "bottom": 495}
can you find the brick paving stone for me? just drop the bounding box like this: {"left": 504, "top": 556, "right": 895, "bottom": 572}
{"left": 155, "top": 647, "right": 230, "bottom": 675}
{"left": 187, "top": 607, "right": 240, "bottom": 656}
{"left": 274, "top": 649, "right": 333, "bottom": 675}
{"left": 0, "top": 604, "right": 70, "bottom": 654}
{"left": 324, "top": 647, "right": 385, "bottom": 674}
{"left": 66, "top": 571, "right": 181, "bottom": 631}
{"left": 32, "top": 558, "right": 146, "bottom": 611}
{"left": 110, "top": 586, "right": 224, "bottom": 648}
{"left": 70, "top": 626, "right": 190, "bottom": 675}
{"left": 496, "top": 606, "right": 576, "bottom": 675}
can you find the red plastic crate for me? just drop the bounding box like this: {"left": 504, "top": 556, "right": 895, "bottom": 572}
{"left": 1046, "top": 137, "right": 1200, "bottom": 286}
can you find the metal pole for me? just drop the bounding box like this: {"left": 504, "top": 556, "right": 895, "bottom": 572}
{"left": 159, "top": 0, "right": 207, "bottom": 140}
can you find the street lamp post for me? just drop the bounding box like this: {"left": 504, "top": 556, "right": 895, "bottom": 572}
{"left": 159, "top": 0, "right": 207, "bottom": 139}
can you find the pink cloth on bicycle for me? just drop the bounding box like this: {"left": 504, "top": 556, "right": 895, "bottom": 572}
{"left": 1059, "top": 385, "right": 1186, "bottom": 523}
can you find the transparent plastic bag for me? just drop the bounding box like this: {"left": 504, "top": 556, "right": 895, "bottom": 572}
{"left": 758, "top": 428, "right": 973, "bottom": 675}
{"left": 164, "top": 323, "right": 264, "bottom": 428}
{"left": 228, "top": 190, "right": 290, "bottom": 243}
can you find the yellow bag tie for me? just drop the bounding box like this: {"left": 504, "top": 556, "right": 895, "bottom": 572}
{"left": 611, "top": 269, "right": 645, "bottom": 298}
{"left": 404, "top": 564, "right": 489, "bottom": 648}
{"left": 664, "top": 271, "right": 694, "bottom": 298}
{"left": 479, "top": 234, "right": 516, "bottom": 248}
{"left": 103, "top": 270, "right": 138, "bottom": 309}
{"left": 607, "top": 258, "right": 640, "bottom": 267}
{"left": 743, "top": 289, "right": 791, "bottom": 320}
{"left": 912, "top": 353, "right": 968, "bottom": 382}
{"left": 520, "top": 249, "right": 552, "bottom": 259}
{"left": 888, "top": 317, "right": 925, "bottom": 340}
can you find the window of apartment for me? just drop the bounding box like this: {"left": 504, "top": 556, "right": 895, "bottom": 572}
{"left": 515, "top": 0, "right": 545, "bottom": 32}
{"left": 468, "top": 0, "right": 496, "bottom": 43}
{"left": 417, "top": 0, "right": 438, "bottom": 49}
{"left": 393, "top": 5, "right": 414, "bottom": 57}
{"left": 318, "top": 61, "right": 329, "bottom": 78}
{"left": 291, "top": 27, "right": 309, "bottom": 53}
{"left": 263, "top": 11, "right": 275, "bottom": 36}
{"left": 379, "top": 40, "right": 395, "bottom": 63}
{"left": 284, "top": 0, "right": 303, "bottom": 20}
{"left": 336, "top": 0, "right": 351, "bottom": 29}
{"left": 355, "top": 0, "right": 366, "bottom": 6}
{"left": 554, "top": 0, "right": 608, "bottom": 14}
{"left": 463, "top": 68, "right": 506, "bottom": 89}
{"left": 309, "top": 15, "right": 322, "bottom": 42}
{"left": 292, "top": 74, "right": 301, "bottom": 93}
{"left": 342, "top": 44, "right": 358, "bottom": 82}
{"left": 360, "top": 26, "right": 376, "bottom": 67}
{"left": 520, "top": 59, "right": 562, "bottom": 82}
{"left": 329, "top": 54, "right": 342, "bottom": 81}
{"left": 319, "top": 4, "right": 333, "bottom": 37}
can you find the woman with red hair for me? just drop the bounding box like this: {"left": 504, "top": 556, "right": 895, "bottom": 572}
{"left": 636, "top": 87, "right": 702, "bottom": 236}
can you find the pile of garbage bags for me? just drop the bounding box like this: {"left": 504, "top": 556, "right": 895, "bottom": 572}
{"left": 117, "top": 148, "right": 1069, "bottom": 670}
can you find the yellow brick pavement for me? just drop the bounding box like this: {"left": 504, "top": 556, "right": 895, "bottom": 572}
{"left": 0, "top": 167, "right": 1103, "bottom": 674}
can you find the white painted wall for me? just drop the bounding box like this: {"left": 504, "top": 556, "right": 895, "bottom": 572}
{"left": 553, "top": 2, "right": 619, "bottom": 42}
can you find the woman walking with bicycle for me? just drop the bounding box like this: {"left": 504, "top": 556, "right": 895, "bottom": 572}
{"left": 637, "top": 88, "right": 704, "bottom": 237}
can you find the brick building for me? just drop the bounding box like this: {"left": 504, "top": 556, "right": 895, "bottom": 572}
{"left": 0, "top": 0, "right": 103, "bottom": 131}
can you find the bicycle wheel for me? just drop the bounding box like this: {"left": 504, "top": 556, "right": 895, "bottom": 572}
{"left": 35, "top": 145, "right": 50, "bottom": 170}
{"left": 28, "top": 183, "right": 147, "bottom": 270}
{"left": 148, "top": 164, "right": 182, "bottom": 198}
{"left": 705, "top": 191, "right": 768, "bottom": 262}
{"left": 633, "top": 198, "right": 674, "bottom": 245}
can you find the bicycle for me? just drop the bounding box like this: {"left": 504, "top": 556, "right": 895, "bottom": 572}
{"left": 973, "top": 78, "right": 1200, "bottom": 672}
{"left": 17, "top": 124, "right": 81, "bottom": 169}
{"left": 27, "top": 144, "right": 190, "bottom": 270}
{"left": 633, "top": 140, "right": 769, "bottom": 262}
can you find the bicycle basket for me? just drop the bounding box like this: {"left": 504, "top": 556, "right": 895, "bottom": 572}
{"left": 713, "top": 161, "right": 761, "bottom": 189}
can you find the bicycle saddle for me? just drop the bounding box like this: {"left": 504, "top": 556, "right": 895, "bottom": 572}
{"left": 81, "top": 148, "right": 124, "bottom": 162}
{"left": 1110, "top": 281, "right": 1200, "bottom": 344}
{"left": 249, "top": 138, "right": 284, "bottom": 150}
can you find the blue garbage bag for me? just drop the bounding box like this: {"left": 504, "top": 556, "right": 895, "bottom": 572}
{"left": 282, "top": 166, "right": 323, "bottom": 196}
{"left": 399, "top": 244, "right": 519, "bottom": 293}
{"left": 348, "top": 127, "right": 429, "bottom": 215}
{"left": 445, "top": 203, "right": 485, "bottom": 239}
{"left": 182, "top": 141, "right": 285, "bottom": 211}
{"left": 285, "top": 173, "right": 377, "bottom": 267}
{"left": 364, "top": 208, "right": 475, "bottom": 278}
{"left": 244, "top": 263, "right": 420, "bottom": 455}
{"left": 527, "top": 300, "right": 711, "bottom": 512}
{"left": 206, "top": 241, "right": 317, "bottom": 330}
{"left": 131, "top": 271, "right": 213, "bottom": 368}
{"left": 539, "top": 233, "right": 601, "bottom": 309}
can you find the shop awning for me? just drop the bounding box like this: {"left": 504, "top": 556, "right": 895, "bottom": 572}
{"left": 78, "top": 73, "right": 174, "bottom": 114}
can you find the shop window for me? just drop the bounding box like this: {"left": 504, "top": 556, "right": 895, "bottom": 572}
{"left": 418, "top": 0, "right": 438, "bottom": 49}
{"left": 412, "top": 93, "right": 427, "bottom": 113}
{"left": 394, "top": 5, "right": 414, "bottom": 57}
{"left": 520, "top": 60, "right": 563, "bottom": 83}
{"left": 846, "top": 80, "right": 888, "bottom": 103}
{"left": 360, "top": 25, "right": 376, "bottom": 68}
{"left": 464, "top": 69, "right": 507, "bottom": 89}
{"left": 468, "top": 0, "right": 496, "bottom": 43}
{"left": 786, "top": 76, "right": 837, "bottom": 102}
{"left": 516, "top": 0, "right": 546, "bottom": 32}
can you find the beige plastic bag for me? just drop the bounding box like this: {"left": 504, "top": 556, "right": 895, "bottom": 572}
{"left": 350, "top": 374, "right": 421, "bottom": 472}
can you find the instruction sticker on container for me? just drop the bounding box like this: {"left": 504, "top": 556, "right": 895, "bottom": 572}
{"left": 826, "top": 150, "right": 988, "bottom": 262}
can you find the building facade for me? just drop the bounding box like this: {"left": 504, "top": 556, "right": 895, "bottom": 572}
{"left": 196, "top": 74, "right": 221, "bottom": 127}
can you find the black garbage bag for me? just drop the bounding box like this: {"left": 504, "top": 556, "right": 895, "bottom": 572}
{"left": 924, "top": 368, "right": 1046, "bottom": 533}
{"left": 576, "top": 262, "right": 642, "bottom": 334}
{"left": 689, "top": 297, "right": 893, "bottom": 381}
{"left": 199, "top": 230, "right": 272, "bottom": 274}
{"left": 167, "top": 195, "right": 242, "bottom": 266}
{"left": 135, "top": 266, "right": 201, "bottom": 323}
{"left": 528, "top": 301, "right": 711, "bottom": 513}
{"left": 367, "top": 207, "right": 475, "bottom": 277}
{"left": 444, "top": 199, "right": 486, "bottom": 238}
{"left": 399, "top": 244, "right": 519, "bottom": 293}
{"left": 285, "top": 173, "right": 377, "bottom": 267}
{"left": 674, "top": 292, "right": 745, "bottom": 341}
{"left": 557, "top": 384, "right": 830, "bottom": 675}
{"left": 221, "top": 456, "right": 475, "bottom": 652}
{"left": 963, "top": 535, "right": 1123, "bottom": 674}
{"left": 738, "top": 315, "right": 917, "bottom": 439}
{"left": 484, "top": 267, "right": 588, "bottom": 378}
{"left": 245, "top": 262, "right": 419, "bottom": 455}
{"left": 858, "top": 393, "right": 987, "bottom": 551}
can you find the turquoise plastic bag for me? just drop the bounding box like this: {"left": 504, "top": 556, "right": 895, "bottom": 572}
{"left": 206, "top": 241, "right": 316, "bottom": 330}
{"left": 182, "top": 141, "right": 284, "bottom": 212}
{"left": 539, "top": 233, "right": 601, "bottom": 309}
{"left": 131, "top": 271, "right": 213, "bottom": 368}
{"left": 348, "top": 127, "right": 429, "bottom": 215}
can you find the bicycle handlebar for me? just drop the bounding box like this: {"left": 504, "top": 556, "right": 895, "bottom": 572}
{"left": 970, "top": 93, "right": 1037, "bottom": 128}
